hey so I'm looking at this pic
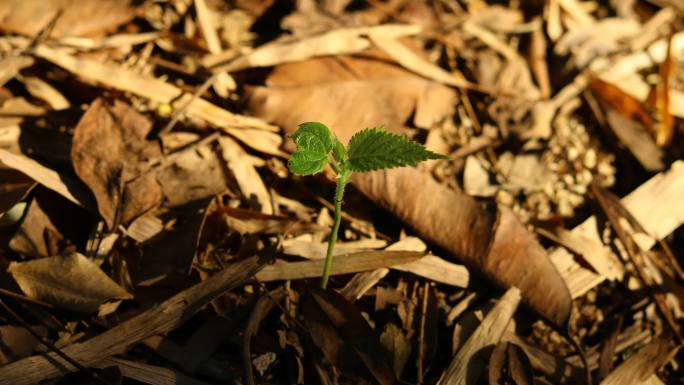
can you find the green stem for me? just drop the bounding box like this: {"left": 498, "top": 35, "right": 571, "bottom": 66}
{"left": 321, "top": 170, "right": 350, "bottom": 289}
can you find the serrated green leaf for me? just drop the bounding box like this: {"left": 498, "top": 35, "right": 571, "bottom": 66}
{"left": 288, "top": 122, "right": 334, "bottom": 175}
{"left": 347, "top": 127, "right": 448, "bottom": 172}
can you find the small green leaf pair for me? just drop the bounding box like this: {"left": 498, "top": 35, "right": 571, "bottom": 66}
{"left": 289, "top": 122, "right": 447, "bottom": 176}
{"left": 288, "top": 122, "right": 447, "bottom": 288}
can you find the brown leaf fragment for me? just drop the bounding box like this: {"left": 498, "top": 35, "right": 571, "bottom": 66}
{"left": 7, "top": 252, "right": 132, "bottom": 312}
{"left": 600, "top": 335, "right": 678, "bottom": 385}
{"left": 302, "top": 287, "right": 395, "bottom": 385}
{"left": 71, "top": 98, "right": 163, "bottom": 229}
{"left": 0, "top": 0, "right": 136, "bottom": 38}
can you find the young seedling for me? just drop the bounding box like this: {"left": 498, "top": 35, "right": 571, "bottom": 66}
{"left": 288, "top": 122, "right": 447, "bottom": 288}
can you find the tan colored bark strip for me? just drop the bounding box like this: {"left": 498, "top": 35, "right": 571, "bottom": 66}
{"left": 255, "top": 251, "right": 423, "bottom": 282}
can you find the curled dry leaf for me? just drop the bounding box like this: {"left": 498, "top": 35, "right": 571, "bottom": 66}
{"left": 7, "top": 252, "right": 132, "bottom": 313}
{"left": 353, "top": 167, "right": 572, "bottom": 327}
{"left": 71, "top": 98, "right": 163, "bottom": 230}
{"left": 302, "top": 287, "right": 395, "bottom": 385}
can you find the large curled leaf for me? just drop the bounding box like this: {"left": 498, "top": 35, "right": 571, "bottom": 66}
{"left": 288, "top": 122, "right": 334, "bottom": 175}
{"left": 347, "top": 128, "right": 447, "bottom": 172}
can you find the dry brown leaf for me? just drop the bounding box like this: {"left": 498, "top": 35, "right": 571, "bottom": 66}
{"left": 0, "top": 0, "right": 135, "bottom": 38}
{"left": 589, "top": 77, "right": 653, "bottom": 128}
{"left": 8, "top": 252, "right": 132, "bottom": 312}
{"left": 126, "top": 214, "right": 164, "bottom": 243}
{"left": 71, "top": 98, "right": 162, "bottom": 229}
{"left": 302, "top": 287, "right": 395, "bottom": 385}
{"left": 248, "top": 55, "right": 457, "bottom": 139}
{"left": 283, "top": 238, "right": 387, "bottom": 260}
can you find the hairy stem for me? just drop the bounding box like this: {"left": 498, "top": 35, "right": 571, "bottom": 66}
{"left": 321, "top": 170, "right": 351, "bottom": 288}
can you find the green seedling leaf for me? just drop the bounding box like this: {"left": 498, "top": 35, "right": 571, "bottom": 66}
{"left": 332, "top": 136, "right": 348, "bottom": 164}
{"left": 288, "top": 122, "right": 334, "bottom": 175}
{"left": 347, "top": 127, "right": 448, "bottom": 172}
